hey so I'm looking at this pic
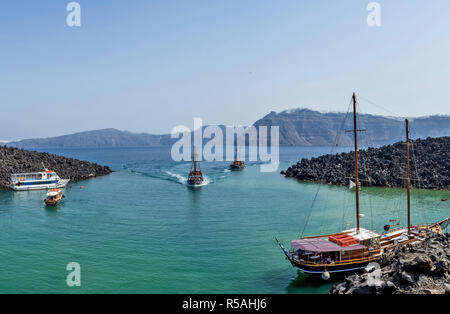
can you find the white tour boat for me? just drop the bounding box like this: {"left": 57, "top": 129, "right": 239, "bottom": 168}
{"left": 10, "top": 169, "right": 70, "bottom": 191}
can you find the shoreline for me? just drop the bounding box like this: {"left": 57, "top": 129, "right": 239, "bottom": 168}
{"left": 281, "top": 137, "right": 450, "bottom": 191}
{"left": 330, "top": 234, "right": 450, "bottom": 294}
{"left": 282, "top": 176, "right": 450, "bottom": 192}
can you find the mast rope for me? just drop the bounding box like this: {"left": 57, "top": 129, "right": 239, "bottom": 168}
{"left": 355, "top": 100, "right": 376, "bottom": 231}
{"left": 299, "top": 99, "right": 352, "bottom": 238}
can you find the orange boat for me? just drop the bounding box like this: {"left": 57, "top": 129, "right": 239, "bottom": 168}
{"left": 44, "top": 189, "right": 64, "bottom": 206}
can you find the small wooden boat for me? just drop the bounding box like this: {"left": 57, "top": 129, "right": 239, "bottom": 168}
{"left": 230, "top": 147, "right": 245, "bottom": 170}
{"left": 44, "top": 189, "right": 64, "bottom": 206}
{"left": 187, "top": 147, "right": 204, "bottom": 186}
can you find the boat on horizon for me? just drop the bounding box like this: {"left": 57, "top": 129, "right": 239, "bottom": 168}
{"left": 187, "top": 147, "right": 204, "bottom": 186}
{"left": 230, "top": 146, "right": 245, "bottom": 170}
{"left": 10, "top": 169, "right": 70, "bottom": 191}
{"left": 276, "top": 93, "right": 449, "bottom": 279}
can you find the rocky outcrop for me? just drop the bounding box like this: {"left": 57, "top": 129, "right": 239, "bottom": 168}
{"left": 0, "top": 146, "right": 112, "bottom": 189}
{"left": 330, "top": 234, "right": 450, "bottom": 294}
{"left": 282, "top": 136, "right": 450, "bottom": 190}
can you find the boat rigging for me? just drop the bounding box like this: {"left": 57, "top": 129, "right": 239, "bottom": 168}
{"left": 275, "top": 93, "right": 449, "bottom": 279}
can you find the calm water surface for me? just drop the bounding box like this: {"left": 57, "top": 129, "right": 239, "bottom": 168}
{"left": 0, "top": 146, "right": 448, "bottom": 293}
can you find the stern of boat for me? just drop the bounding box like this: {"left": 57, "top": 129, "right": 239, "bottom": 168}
{"left": 57, "top": 179, "right": 70, "bottom": 188}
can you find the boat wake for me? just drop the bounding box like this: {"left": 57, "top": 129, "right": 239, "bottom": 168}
{"left": 122, "top": 162, "right": 232, "bottom": 187}
{"left": 165, "top": 171, "right": 211, "bottom": 187}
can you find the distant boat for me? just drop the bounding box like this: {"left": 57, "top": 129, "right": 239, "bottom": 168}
{"left": 10, "top": 169, "right": 70, "bottom": 191}
{"left": 44, "top": 189, "right": 64, "bottom": 206}
{"left": 230, "top": 147, "right": 245, "bottom": 170}
{"left": 187, "top": 147, "right": 204, "bottom": 186}
{"left": 276, "top": 93, "right": 449, "bottom": 279}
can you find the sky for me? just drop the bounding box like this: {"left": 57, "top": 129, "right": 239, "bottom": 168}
{"left": 1, "top": 0, "right": 450, "bottom": 140}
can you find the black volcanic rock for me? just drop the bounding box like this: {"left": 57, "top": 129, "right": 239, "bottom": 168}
{"left": 330, "top": 234, "right": 450, "bottom": 294}
{"left": 282, "top": 137, "right": 450, "bottom": 190}
{"left": 0, "top": 146, "right": 112, "bottom": 189}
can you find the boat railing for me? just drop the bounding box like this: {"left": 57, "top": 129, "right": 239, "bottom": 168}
{"left": 385, "top": 222, "right": 440, "bottom": 235}
{"left": 301, "top": 232, "right": 348, "bottom": 239}
{"left": 10, "top": 173, "right": 44, "bottom": 180}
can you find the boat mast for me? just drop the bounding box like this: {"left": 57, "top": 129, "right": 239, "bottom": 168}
{"left": 405, "top": 119, "right": 411, "bottom": 234}
{"left": 352, "top": 93, "right": 360, "bottom": 233}
{"left": 193, "top": 146, "right": 197, "bottom": 172}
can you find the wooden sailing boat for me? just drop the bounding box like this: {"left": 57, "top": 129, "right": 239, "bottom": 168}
{"left": 276, "top": 93, "right": 449, "bottom": 279}
{"left": 187, "top": 146, "right": 204, "bottom": 186}
{"left": 230, "top": 146, "right": 245, "bottom": 170}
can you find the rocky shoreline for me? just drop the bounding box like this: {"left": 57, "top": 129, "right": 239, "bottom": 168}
{"left": 281, "top": 137, "right": 450, "bottom": 190}
{"left": 0, "top": 146, "right": 112, "bottom": 189}
{"left": 330, "top": 234, "right": 450, "bottom": 294}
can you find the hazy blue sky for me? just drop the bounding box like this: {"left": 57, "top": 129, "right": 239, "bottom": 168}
{"left": 1, "top": 1, "right": 450, "bottom": 140}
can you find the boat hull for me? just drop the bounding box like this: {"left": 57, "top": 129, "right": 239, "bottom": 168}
{"left": 10, "top": 179, "right": 70, "bottom": 191}
{"left": 44, "top": 198, "right": 62, "bottom": 206}
{"left": 288, "top": 258, "right": 376, "bottom": 275}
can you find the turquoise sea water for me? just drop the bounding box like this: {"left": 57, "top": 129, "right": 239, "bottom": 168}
{"left": 0, "top": 147, "right": 448, "bottom": 293}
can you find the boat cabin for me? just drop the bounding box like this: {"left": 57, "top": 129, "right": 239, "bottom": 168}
{"left": 187, "top": 170, "right": 204, "bottom": 185}
{"left": 230, "top": 160, "right": 245, "bottom": 169}
{"left": 11, "top": 170, "right": 58, "bottom": 183}
{"left": 290, "top": 228, "right": 381, "bottom": 266}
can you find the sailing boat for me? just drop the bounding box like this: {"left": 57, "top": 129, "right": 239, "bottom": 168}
{"left": 187, "top": 146, "right": 204, "bottom": 186}
{"left": 230, "top": 146, "right": 245, "bottom": 170}
{"left": 276, "top": 93, "right": 449, "bottom": 279}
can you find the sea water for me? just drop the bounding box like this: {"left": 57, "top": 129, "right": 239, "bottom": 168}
{"left": 0, "top": 146, "right": 448, "bottom": 293}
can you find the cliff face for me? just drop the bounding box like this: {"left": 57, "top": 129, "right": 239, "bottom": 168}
{"left": 330, "top": 234, "right": 450, "bottom": 294}
{"left": 0, "top": 146, "right": 112, "bottom": 189}
{"left": 282, "top": 136, "right": 450, "bottom": 190}
{"left": 253, "top": 109, "right": 450, "bottom": 146}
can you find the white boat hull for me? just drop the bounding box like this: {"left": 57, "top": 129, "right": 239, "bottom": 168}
{"left": 10, "top": 179, "right": 70, "bottom": 191}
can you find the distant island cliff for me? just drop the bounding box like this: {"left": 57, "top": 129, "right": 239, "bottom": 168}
{"left": 8, "top": 129, "right": 175, "bottom": 149}
{"left": 281, "top": 137, "right": 450, "bottom": 190}
{"left": 7, "top": 109, "right": 450, "bottom": 148}
{"left": 253, "top": 109, "right": 450, "bottom": 146}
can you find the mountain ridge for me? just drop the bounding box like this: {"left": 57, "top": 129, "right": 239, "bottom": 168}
{"left": 7, "top": 109, "right": 450, "bottom": 148}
